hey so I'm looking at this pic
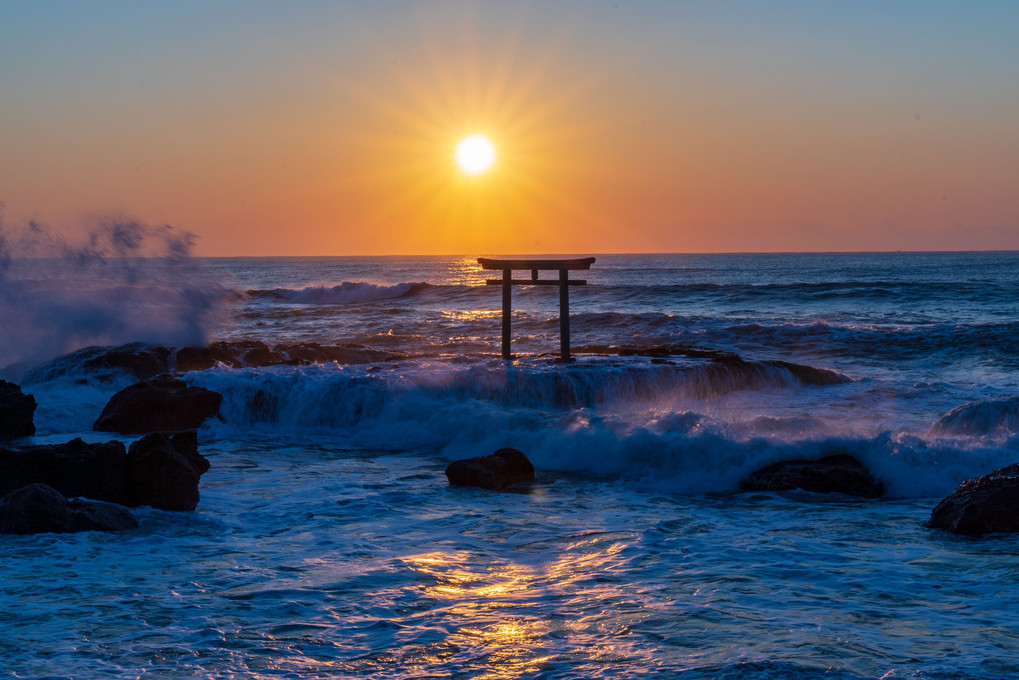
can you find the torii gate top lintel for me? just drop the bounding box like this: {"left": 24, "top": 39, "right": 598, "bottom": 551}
{"left": 477, "top": 257, "right": 596, "bottom": 271}
{"left": 477, "top": 257, "right": 596, "bottom": 361}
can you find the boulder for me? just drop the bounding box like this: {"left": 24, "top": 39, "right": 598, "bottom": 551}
{"left": 0, "top": 438, "right": 128, "bottom": 503}
{"left": 0, "top": 380, "right": 36, "bottom": 438}
{"left": 93, "top": 375, "right": 222, "bottom": 434}
{"left": 445, "top": 448, "right": 535, "bottom": 491}
{"left": 927, "top": 463, "right": 1019, "bottom": 536}
{"left": 0, "top": 483, "right": 137, "bottom": 534}
{"left": 0, "top": 433, "right": 209, "bottom": 511}
{"left": 126, "top": 432, "right": 209, "bottom": 511}
{"left": 740, "top": 453, "right": 885, "bottom": 498}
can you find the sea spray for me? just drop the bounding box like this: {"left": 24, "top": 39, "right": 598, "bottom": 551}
{"left": 0, "top": 217, "right": 230, "bottom": 375}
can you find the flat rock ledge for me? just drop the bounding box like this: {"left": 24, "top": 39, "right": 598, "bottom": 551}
{"left": 740, "top": 453, "right": 885, "bottom": 498}
{"left": 0, "top": 483, "right": 138, "bottom": 535}
{"left": 927, "top": 462, "right": 1019, "bottom": 537}
{"left": 0, "top": 380, "right": 36, "bottom": 439}
{"left": 94, "top": 375, "right": 222, "bottom": 434}
{"left": 445, "top": 448, "right": 535, "bottom": 491}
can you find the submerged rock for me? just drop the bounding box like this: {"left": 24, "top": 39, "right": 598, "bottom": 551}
{"left": 126, "top": 432, "right": 209, "bottom": 511}
{"left": 0, "top": 438, "right": 128, "bottom": 503}
{"left": 26, "top": 341, "right": 404, "bottom": 384}
{"left": 740, "top": 453, "right": 885, "bottom": 498}
{"left": 0, "top": 380, "right": 36, "bottom": 438}
{"left": 927, "top": 463, "right": 1019, "bottom": 537}
{"left": 445, "top": 448, "right": 535, "bottom": 491}
{"left": 0, "top": 483, "right": 137, "bottom": 535}
{"left": 93, "top": 375, "right": 222, "bottom": 434}
{"left": 930, "top": 398, "right": 1019, "bottom": 438}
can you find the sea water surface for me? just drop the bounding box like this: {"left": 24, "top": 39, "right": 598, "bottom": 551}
{"left": 3, "top": 251, "right": 1019, "bottom": 679}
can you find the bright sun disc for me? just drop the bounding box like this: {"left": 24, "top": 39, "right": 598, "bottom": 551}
{"left": 455, "top": 135, "right": 496, "bottom": 175}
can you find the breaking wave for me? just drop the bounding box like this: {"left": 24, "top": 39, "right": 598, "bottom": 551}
{"left": 250, "top": 281, "right": 434, "bottom": 305}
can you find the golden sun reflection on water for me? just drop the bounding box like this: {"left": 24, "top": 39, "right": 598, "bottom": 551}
{"left": 402, "top": 552, "right": 553, "bottom": 679}
{"left": 397, "top": 535, "right": 654, "bottom": 678}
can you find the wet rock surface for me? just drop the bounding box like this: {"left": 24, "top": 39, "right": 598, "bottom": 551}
{"left": 0, "top": 438, "right": 129, "bottom": 503}
{"left": 93, "top": 375, "right": 222, "bottom": 434}
{"left": 445, "top": 448, "right": 536, "bottom": 491}
{"left": 0, "top": 432, "right": 209, "bottom": 512}
{"left": 26, "top": 341, "right": 404, "bottom": 382}
{"left": 0, "top": 483, "right": 138, "bottom": 534}
{"left": 0, "top": 380, "right": 37, "bottom": 439}
{"left": 927, "top": 463, "right": 1019, "bottom": 536}
{"left": 930, "top": 397, "right": 1019, "bottom": 438}
{"left": 740, "top": 453, "right": 885, "bottom": 498}
{"left": 126, "top": 432, "right": 209, "bottom": 511}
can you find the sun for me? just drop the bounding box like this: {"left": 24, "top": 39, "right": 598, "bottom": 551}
{"left": 455, "top": 134, "right": 496, "bottom": 175}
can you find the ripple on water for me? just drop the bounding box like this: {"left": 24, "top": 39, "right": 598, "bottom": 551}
{"left": 4, "top": 444, "right": 1019, "bottom": 679}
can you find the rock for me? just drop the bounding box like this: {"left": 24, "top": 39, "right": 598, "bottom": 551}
{"left": 0, "top": 380, "right": 36, "bottom": 438}
{"left": 173, "top": 341, "right": 275, "bottom": 372}
{"left": 0, "top": 433, "right": 208, "bottom": 511}
{"left": 0, "top": 438, "right": 128, "bottom": 503}
{"left": 93, "top": 375, "right": 222, "bottom": 434}
{"left": 67, "top": 496, "right": 139, "bottom": 532}
{"left": 0, "top": 483, "right": 137, "bottom": 534}
{"left": 930, "top": 398, "right": 1019, "bottom": 438}
{"left": 927, "top": 463, "right": 1019, "bottom": 536}
{"left": 126, "top": 432, "right": 209, "bottom": 511}
{"left": 0, "top": 483, "right": 71, "bottom": 534}
{"left": 740, "top": 453, "right": 885, "bottom": 498}
{"left": 445, "top": 448, "right": 535, "bottom": 491}
{"left": 173, "top": 341, "right": 400, "bottom": 372}
{"left": 22, "top": 343, "right": 172, "bottom": 382}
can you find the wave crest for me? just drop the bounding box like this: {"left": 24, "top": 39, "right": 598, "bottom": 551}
{"left": 250, "top": 281, "right": 433, "bottom": 305}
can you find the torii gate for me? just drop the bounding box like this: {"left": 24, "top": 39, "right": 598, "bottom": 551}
{"left": 477, "top": 257, "right": 596, "bottom": 361}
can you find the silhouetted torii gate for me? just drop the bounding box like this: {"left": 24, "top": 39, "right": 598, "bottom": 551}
{"left": 478, "top": 257, "right": 596, "bottom": 361}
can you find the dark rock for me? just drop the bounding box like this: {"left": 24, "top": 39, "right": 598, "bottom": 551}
{"left": 0, "top": 483, "right": 72, "bottom": 533}
{"left": 688, "top": 358, "right": 850, "bottom": 398}
{"left": 740, "top": 453, "right": 885, "bottom": 498}
{"left": 173, "top": 341, "right": 275, "bottom": 372}
{"left": 22, "top": 343, "right": 172, "bottom": 382}
{"left": 0, "top": 438, "right": 128, "bottom": 503}
{"left": 0, "top": 483, "right": 137, "bottom": 534}
{"left": 0, "top": 380, "right": 36, "bottom": 438}
{"left": 161, "top": 429, "right": 210, "bottom": 475}
{"left": 67, "top": 496, "right": 138, "bottom": 532}
{"left": 445, "top": 448, "right": 535, "bottom": 491}
{"left": 930, "top": 398, "right": 1019, "bottom": 438}
{"left": 126, "top": 432, "right": 209, "bottom": 511}
{"left": 927, "top": 463, "right": 1019, "bottom": 536}
{"left": 93, "top": 376, "right": 222, "bottom": 434}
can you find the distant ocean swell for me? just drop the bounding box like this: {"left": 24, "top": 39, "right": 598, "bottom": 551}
{"left": 248, "top": 281, "right": 435, "bottom": 305}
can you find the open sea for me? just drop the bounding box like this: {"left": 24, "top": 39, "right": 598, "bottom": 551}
{"left": 2, "top": 251, "right": 1019, "bottom": 679}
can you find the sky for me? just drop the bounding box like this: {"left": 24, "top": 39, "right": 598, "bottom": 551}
{"left": 2, "top": 1, "right": 1018, "bottom": 256}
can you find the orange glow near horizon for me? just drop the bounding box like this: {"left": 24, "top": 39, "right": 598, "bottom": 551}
{"left": 3, "top": 4, "right": 1019, "bottom": 255}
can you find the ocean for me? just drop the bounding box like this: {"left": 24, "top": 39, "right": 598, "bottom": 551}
{"left": 2, "top": 251, "right": 1019, "bottom": 679}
